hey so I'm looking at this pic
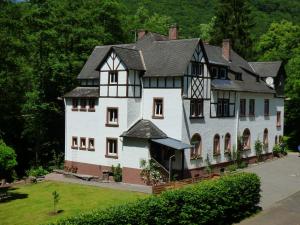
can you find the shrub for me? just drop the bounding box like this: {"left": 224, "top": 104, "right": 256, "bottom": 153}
{"left": 255, "top": 139, "right": 263, "bottom": 162}
{"left": 111, "top": 164, "right": 122, "bottom": 182}
{"left": 52, "top": 190, "right": 60, "bottom": 214}
{"left": 51, "top": 173, "right": 261, "bottom": 225}
{"left": 0, "top": 140, "right": 17, "bottom": 183}
{"left": 26, "top": 166, "right": 48, "bottom": 177}
{"left": 227, "top": 164, "right": 238, "bottom": 172}
{"left": 273, "top": 144, "right": 281, "bottom": 157}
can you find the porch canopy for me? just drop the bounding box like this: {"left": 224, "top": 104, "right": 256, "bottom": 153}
{"left": 151, "top": 137, "right": 191, "bottom": 150}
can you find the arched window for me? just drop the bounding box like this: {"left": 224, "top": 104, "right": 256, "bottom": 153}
{"left": 279, "top": 135, "right": 283, "bottom": 144}
{"left": 242, "top": 129, "right": 251, "bottom": 150}
{"left": 190, "top": 134, "right": 202, "bottom": 159}
{"left": 224, "top": 133, "right": 231, "bottom": 152}
{"left": 275, "top": 135, "right": 278, "bottom": 145}
{"left": 213, "top": 134, "right": 220, "bottom": 155}
{"left": 263, "top": 129, "right": 268, "bottom": 151}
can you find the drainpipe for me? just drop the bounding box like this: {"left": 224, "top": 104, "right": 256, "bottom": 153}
{"left": 236, "top": 93, "right": 240, "bottom": 148}
{"left": 169, "top": 155, "right": 175, "bottom": 182}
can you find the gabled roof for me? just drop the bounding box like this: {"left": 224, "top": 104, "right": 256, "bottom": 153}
{"left": 121, "top": 119, "right": 167, "bottom": 139}
{"left": 63, "top": 87, "right": 99, "bottom": 98}
{"left": 112, "top": 46, "right": 145, "bottom": 71}
{"left": 249, "top": 61, "right": 282, "bottom": 77}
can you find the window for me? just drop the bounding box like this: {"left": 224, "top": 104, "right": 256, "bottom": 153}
{"left": 224, "top": 133, "right": 231, "bottom": 152}
{"left": 217, "top": 99, "right": 229, "bottom": 117}
{"left": 88, "top": 138, "right": 95, "bottom": 151}
{"left": 109, "top": 71, "right": 118, "bottom": 84}
{"left": 80, "top": 137, "right": 86, "bottom": 150}
{"left": 88, "top": 98, "right": 95, "bottom": 111}
{"left": 190, "top": 99, "right": 204, "bottom": 118}
{"left": 275, "top": 135, "right": 278, "bottom": 145}
{"left": 276, "top": 111, "right": 281, "bottom": 127}
{"left": 72, "top": 99, "right": 78, "bottom": 111}
{"left": 106, "top": 138, "right": 118, "bottom": 158}
{"left": 211, "top": 67, "right": 218, "bottom": 78}
{"left": 72, "top": 137, "right": 78, "bottom": 149}
{"left": 190, "top": 134, "right": 202, "bottom": 159}
{"left": 240, "top": 99, "right": 246, "bottom": 116}
{"left": 80, "top": 99, "right": 87, "bottom": 111}
{"left": 264, "top": 99, "right": 269, "bottom": 116}
{"left": 249, "top": 99, "right": 255, "bottom": 116}
{"left": 106, "top": 108, "right": 118, "bottom": 126}
{"left": 263, "top": 129, "right": 268, "bottom": 151}
{"left": 219, "top": 68, "right": 227, "bottom": 79}
{"left": 242, "top": 129, "right": 251, "bottom": 150}
{"left": 191, "top": 62, "right": 202, "bottom": 76}
{"left": 235, "top": 73, "right": 242, "bottom": 81}
{"left": 153, "top": 98, "right": 163, "bottom": 118}
{"left": 213, "top": 134, "right": 220, "bottom": 155}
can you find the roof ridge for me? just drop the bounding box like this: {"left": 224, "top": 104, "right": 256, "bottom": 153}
{"left": 154, "top": 38, "right": 200, "bottom": 43}
{"left": 249, "top": 61, "right": 282, "bottom": 64}
{"left": 112, "top": 46, "right": 139, "bottom": 51}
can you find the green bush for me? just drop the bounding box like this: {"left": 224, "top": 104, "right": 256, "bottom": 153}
{"left": 227, "top": 164, "right": 238, "bottom": 172}
{"left": 0, "top": 140, "right": 17, "bottom": 182}
{"left": 51, "top": 173, "right": 260, "bottom": 225}
{"left": 26, "top": 166, "right": 48, "bottom": 177}
{"left": 111, "top": 164, "right": 122, "bottom": 182}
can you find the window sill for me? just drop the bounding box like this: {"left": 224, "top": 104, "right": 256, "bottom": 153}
{"left": 88, "top": 148, "right": 95, "bottom": 151}
{"left": 88, "top": 109, "right": 95, "bottom": 112}
{"left": 276, "top": 125, "right": 282, "bottom": 128}
{"left": 189, "top": 116, "right": 204, "bottom": 119}
{"left": 80, "top": 108, "right": 87, "bottom": 112}
{"left": 105, "top": 123, "right": 119, "bottom": 127}
{"left": 79, "top": 147, "right": 86, "bottom": 150}
{"left": 239, "top": 114, "right": 246, "bottom": 117}
{"left": 72, "top": 108, "right": 78, "bottom": 112}
{"left": 105, "top": 155, "right": 118, "bottom": 159}
{"left": 71, "top": 146, "right": 78, "bottom": 150}
{"left": 152, "top": 116, "right": 164, "bottom": 119}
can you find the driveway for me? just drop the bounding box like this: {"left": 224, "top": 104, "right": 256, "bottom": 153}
{"left": 244, "top": 152, "right": 300, "bottom": 209}
{"left": 239, "top": 153, "right": 300, "bottom": 225}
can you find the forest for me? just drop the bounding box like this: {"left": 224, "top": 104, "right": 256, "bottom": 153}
{"left": 0, "top": 0, "right": 299, "bottom": 179}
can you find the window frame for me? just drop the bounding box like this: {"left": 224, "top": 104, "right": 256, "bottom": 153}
{"left": 240, "top": 99, "right": 246, "bottom": 116}
{"left": 88, "top": 98, "right": 96, "bottom": 112}
{"left": 71, "top": 136, "right": 78, "bottom": 149}
{"left": 80, "top": 137, "right": 87, "bottom": 150}
{"left": 152, "top": 98, "right": 164, "bottom": 119}
{"left": 211, "top": 66, "right": 218, "bottom": 79}
{"left": 217, "top": 98, "right": 230, "bottom": 117}
{"left": 264, "top": 99, "right": 269, "bottom": 116}
{"left": 263, "top": 129, "right": 268, "bottom": 151}
{"left": 219, "top": 68, "right": 227, "bottom": 79}
{"left": 224, "top": 133, "right": 231, "bottom": 153}
{"left": 213, "top": 134, "right": 221, "bottom": 156}
{"left": 190, "top": 99, "right": 204, "bottom": 118}
{"left": 276, "top": 111, "right": 281, "bottom": 127}
{"left": 106, "top": 107, "right": 119, "bottom": 127}
{"left": 249, "top": 99, "right": 255, "bottom": 116}
{"left": 72, "top": 98, "right": 78, "bottom": 111}
{"left": 190, "top": 134, "right": 202, "bottom": 159}
{"left": 109, "top": 71, "right": 118, "bottom": 84}
{"left": 80, "top": 98, "right": 87, "bottom": 112}
{"left": 88, "top": 138, "right": 95, "bottom": 151}
{"left": 106, "top": 138, "right": 118, "bottom": 159}
{"left": 191, "top": 62, "right": 203, "bottom": 76}
{"left": 242, "top": 129, "right": 251, "bottom": 150}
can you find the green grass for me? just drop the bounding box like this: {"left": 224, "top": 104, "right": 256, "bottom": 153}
{"left": 0, "top": 181, "right": 147, "bottom": 225}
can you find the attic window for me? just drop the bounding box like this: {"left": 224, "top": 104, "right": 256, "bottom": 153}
{"left": 219, "top": 68, "right": 227, "bottom": 79}
{"left": 211, "top": 67, "right": 218, "bottom": 78}
{"left": 109, "top": 71, "right": 118, "bottom": 84}
{"left": 235, "top": 73, "right": 242, "bottom": 81}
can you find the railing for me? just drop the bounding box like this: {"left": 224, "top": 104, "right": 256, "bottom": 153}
{"left": 151, "top": 157, "right": 170, "bottom": 182}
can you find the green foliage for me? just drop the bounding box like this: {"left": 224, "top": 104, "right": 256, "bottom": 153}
{"left": 111, "top": 164, "right": 122, "bottom": 182}
{"left": 0, "top": 140, "right": 17, "bottom": 181}
{"left": 255, "top": 139, "right": 263, "bottom": 162}
{"left": 272, "top": 144, "right": 281, "bottom": 157}
{"left": 52, "top": 173, "right": 261, "bottom": 225}
{"left": 205, "top": 153, "right": 212, "bottom": 174}
{"left": 227, "top": 164, "right": 238, "bottom": 172}
{"left": 139, "top": 159, "right": 163, "bottom": 185}
{"left": 26, "top": 166, "right": 48, "bottom": 178}
{"left": 52, "top": 190, "right": 60, "bottom": 214}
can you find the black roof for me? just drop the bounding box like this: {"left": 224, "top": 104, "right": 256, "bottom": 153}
{"left": 249, "top": 61, "right": 282, "bottom": 77}
{"left": 63, "top": 87, "right": 99, "bottom": 98}
{"left": 121, "top": 119, "right": 167, "bottom": 139}
{"left": 76, "top": 32, "right": 281, "bottom": 94}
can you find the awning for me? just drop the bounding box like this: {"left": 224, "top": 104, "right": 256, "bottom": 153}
{"left": 151, "top": 138, "right": 191, "bottom": 150}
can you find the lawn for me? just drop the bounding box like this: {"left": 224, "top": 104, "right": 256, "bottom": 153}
{"left": 0, "top": 181, "right": 147, "bottom": 225}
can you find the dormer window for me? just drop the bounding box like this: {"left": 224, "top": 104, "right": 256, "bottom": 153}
{"left": 235, "top": 73, "right": 242, "bottom": 80}
{"left": 109, "top": 71, "right": 118, "bottom": 84}
{"left": 211, "top": 67, "right": 218, "bottom": 78}
{"left": 191, "top": 62, "right": 202, "bottom": 76}
{"left": 219, "top": 68, "right": 227, "bottom": 79}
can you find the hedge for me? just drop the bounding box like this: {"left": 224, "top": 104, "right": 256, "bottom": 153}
{"left": 51, "top": 173, "right": 260, "bottom": 225}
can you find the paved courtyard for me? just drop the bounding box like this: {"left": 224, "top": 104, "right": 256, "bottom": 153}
{"left": 240, "top": 153, "right": 300, "bottom": 225}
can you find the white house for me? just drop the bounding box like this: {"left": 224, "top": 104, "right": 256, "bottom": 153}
{"left": 63, "top": 26, "right": 285, "bottom": 184}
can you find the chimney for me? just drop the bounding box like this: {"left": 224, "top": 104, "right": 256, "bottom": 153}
{"left": 222, "top": 39, "right": 231, "bottom": 61}
{"left": 169, "top": 24, "right": 178, "bottom": 40}
{"left": 137, "top": 29, "right": 146, "bottom": 40}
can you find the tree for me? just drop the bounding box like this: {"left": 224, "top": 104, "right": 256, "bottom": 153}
{"left": 0, "top": 140, "right": 17, "bottom": 184}
{"left": 210, "top": 0, "right": 255, "bottom": 58}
